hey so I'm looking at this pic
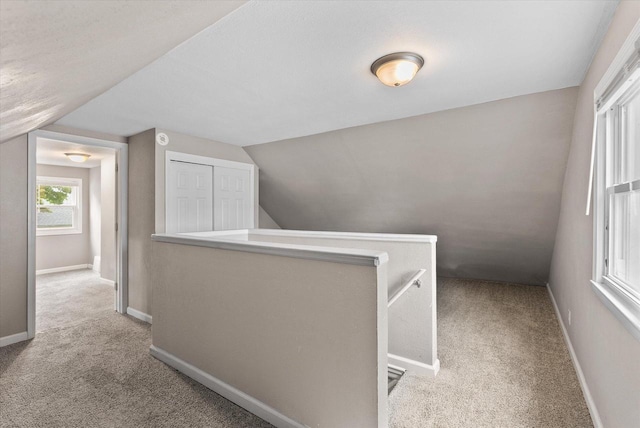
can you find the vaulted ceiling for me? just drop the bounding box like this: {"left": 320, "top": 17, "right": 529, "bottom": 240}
{"left": 55, "top": 0, "right": 616, "bottom": 146}
{"left": 0, "top": 0, "right": 245, "bottom": 143}
{"left": 0, "top": 1, "right": 621, "bottom": 285}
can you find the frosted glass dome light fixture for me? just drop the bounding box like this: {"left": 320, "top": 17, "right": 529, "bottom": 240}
{"left": 371, "top": 52, "right": 424, "bottom": 87}
{"left": 65, "top": 153, "right": 91, "bottom": 163}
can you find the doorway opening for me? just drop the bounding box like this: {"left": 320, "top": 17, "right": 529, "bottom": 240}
{"left": 27, "top": 129, "right": 128, "bottom": 337}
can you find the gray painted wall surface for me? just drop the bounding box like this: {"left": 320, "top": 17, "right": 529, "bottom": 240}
{"left": 245, "top": 87, "right": 579, "bottom": 285}
{"left": 549, "top": 3, "right": 640, "bottom": 427}
{"left": 258, "top": 206, "right": 280, "bottom": 229}
{"left": 151, "top": 240, "right": 387, "bottom": 427}
{"left": 35, "top": 164, "right": 91, "bottom": 271}
{"left": 247, "top": 232, "right": 437, "bottom": 366}
{"left": 127, "top": 129, "right": 156, "bottom": 316}
{"left": 0, "top": 135, "right": 28, "bottom": 338}
{"left": 89, "top": 166, "right": 101, "bottom": 268}
{"left": 100, "top": 154, "right": 116, "bottom": 281}
{"left": 128, "top": 128, "right": 264, "bottom": 316}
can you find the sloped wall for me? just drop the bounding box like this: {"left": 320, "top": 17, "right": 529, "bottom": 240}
{"left": 245, "top": 87, "right": 578, "bottom": 285}
{"left": 0, "top": 135, "right": 28, "bottom": 338}
{"left": 548, "top": 3, "right": 640, "bottom": 427}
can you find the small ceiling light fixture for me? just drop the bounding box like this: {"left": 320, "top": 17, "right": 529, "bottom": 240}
{"left": 65, "top": 153, "right": 91, "bottom": 163}
{"left": 371, "top": 52, "right": 424, "bottom": 87}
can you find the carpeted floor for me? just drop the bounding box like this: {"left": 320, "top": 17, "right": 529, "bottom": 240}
{"left": 388, "top": 277, "right": 592, "bottom": 427}
{"left": 36, "top": 270, "right": 115, "bottom": 332}
{"left": 0, "top": 273, "right": 591, "bottom": 427}
{"left": 1, "top": 270, "right": 272, "bottom": 428}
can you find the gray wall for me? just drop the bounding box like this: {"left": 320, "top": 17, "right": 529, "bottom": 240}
{"left": 0, "top": 135, "right": 28, "bottom": 338}
{"left": 35, "top": 164, "right": 91, "bottom": 271}
{"left": 549, "top": 3, "right": 640, "bottom": 427}
{"left": 258, "top": 206, "right": 280, "bottom": 229}
{"left": 245, "top": 87, "right": 579, "bottom": 285}
{"left": 89, "top": 166, "right": 101, "bottom": 268}
{"left": 151, "top": 239, "right": 387, "bottom": 427}
{"left": 100, "top": 154, "right": 116, "bottom": 281}
{"left": 128, "top": 128, "right": 263, "bottom": 316}
{"left": 0, "top": 126, "right": 124, "bottom": 341}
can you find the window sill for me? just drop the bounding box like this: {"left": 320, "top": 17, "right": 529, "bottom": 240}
{"left": 591, "top": 279, "right": 640, "bottom": 342}
{"left": 36, "top": 229, "right": 82, "bottom": 237}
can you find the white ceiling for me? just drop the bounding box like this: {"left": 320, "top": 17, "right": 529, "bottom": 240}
{"left": 0, "top": 0, "right": 245, "bottom": 143}
{"left": 37, "top": 138, "right": 115, "bottom": 169}
{"left": 56, "top": 0, "right": 618, "bottom": 147}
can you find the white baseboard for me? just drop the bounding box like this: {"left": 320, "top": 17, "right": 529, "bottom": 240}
{"left": 126, "top": 307, "right": 152, "bottom": 324}
{"left": 0, "top": 331, "right": 29, "bottom": 347}
{"left": 547, "top": 284, "right": 602, "bottom": 428}
{"left": 36, "top": 264, "right": 90, "bottom": 275}
{"left": 92, "top": 256, "right": 101, "bottom": 273}
{"left": 101, "top": 278, "right": 116, "bottom": 287}
{"left": 388, "top": 353, "right": 440, "bottom": 377}
{"left": 149, "top": 345, "right": 305, "bottom": 428}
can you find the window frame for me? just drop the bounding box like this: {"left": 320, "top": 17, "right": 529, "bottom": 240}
{"left": 36, "top": 176, "right": 83, "bottom": 236}
{"left": 591, "top": 38, "right": 640, "bottom": 341}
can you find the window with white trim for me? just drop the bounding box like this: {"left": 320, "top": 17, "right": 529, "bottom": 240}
{"left": 36, "top": 176, "right": 82, "bottom": 236}
{"left": 591, "top": 40, "right": 640, "bottom": 340}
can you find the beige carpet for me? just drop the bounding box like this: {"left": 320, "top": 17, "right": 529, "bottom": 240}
{"left": 1, "top": 273, "right": 591, "bottom": 427}
{"left": 36, "top": 269, "right": 114, "bottom": 332}
{"left": 2, "top": 270, "right": 271, "bottom": 428}
{"left": 389, "top": 277, "right": 592, "bottom": 427}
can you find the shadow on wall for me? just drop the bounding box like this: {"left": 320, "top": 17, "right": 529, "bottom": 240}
{"left": 247, "top": 87, "right": 579, "bottom": 286}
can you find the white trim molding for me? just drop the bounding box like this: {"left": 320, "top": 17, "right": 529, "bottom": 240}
{"left": 150, "top": 345, "right": 305, "bottom": 428}
{"left": 254, "top": 228, "right": 437, "bottom": 243}
{"left": 152, "top": 232, "right": 389, "bottom": 267}
{"left": 35, "top": 175, "right": 83, "bottom": 236}
{"left": 36, "top": 264, "right": 91, "bottom": 276}
{"left": 547, "top": 285, "right": 602, "bottom": 428}
{"left": 126, "top": 307, "right": 152, "bottom": 324}
{"left": 591, "top": 280, "right": 640, "bottom": 342}
{"left": 164, "top": 151, "right": 256, "bottom": 230}
{"left": 101, "top": 278, "right": 116, "bottom": 286}
{"left": 594, "top": 20, "right": 640, "bottom": 101}
{"left": 0, "top": 331, "right": 29, "bottom": 348}
{"left": 589, "top": 24, "right": 640, "bottom": 342}
{"left": 387, "top": 353, "right": 440, "bottom": 377}
{"left": 27, "top": 128, "right": 129, "bottom": 338}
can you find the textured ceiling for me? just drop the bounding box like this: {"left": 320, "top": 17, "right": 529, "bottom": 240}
{"left": 0, "top": 0, "right": 246, "bottom": 142}
{"left": 246, "top": 88, "right": 579, "bottom": 285}
{"left": 57, "top": 0, "right": 616, "bottom": 146}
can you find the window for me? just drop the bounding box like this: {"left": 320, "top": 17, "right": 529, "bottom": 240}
{"left": 591, "top": 44, "right": 640, "bottom": 340}
{"left": 36, "top": 176, "right": 82, "bottom": 236}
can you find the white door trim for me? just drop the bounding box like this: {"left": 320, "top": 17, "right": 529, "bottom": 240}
{"left": 27, "top": 129, "right": 129, "bottom": 339}
{"left": 164, "top": 151, "right": 255, "bottom": 231}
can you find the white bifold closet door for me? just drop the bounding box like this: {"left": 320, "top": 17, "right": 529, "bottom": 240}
{"left": 214, "top": 166, "right": 252, "bottom": 230}
{"left": 166, "top": 161, "right": 213, "bottom": 233}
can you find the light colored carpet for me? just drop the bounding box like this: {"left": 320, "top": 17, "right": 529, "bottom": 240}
{"left": 2, "top": 269, "right": 271, "bottom": 428}
{"left": 36, "top": 269, "right": 114, "bottom": 332}
{"left": 1, "top": 273, "right": 591, "bottom": 427}
{"left": 389, "top": 277, "right": 592, "bottom": 428}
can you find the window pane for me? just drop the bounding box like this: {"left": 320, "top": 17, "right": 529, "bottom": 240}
{"left": 38, "top": 184, "right": 76, "bottom": 206}
{"left": 622, "top": 88, "right": 640, "bottom": 182}
{"left": 37, "top": 206, "right": 75, "bottom": 229}
{"left": 609, "top": 190, "right": 640, "bottom": 294}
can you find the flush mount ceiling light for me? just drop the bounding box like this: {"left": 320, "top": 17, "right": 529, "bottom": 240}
{"left": 65, "top": 153, "right": 91, "bottom": 163}
{"left": 371, "top": 52, "right": 424, "bottom": 87}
